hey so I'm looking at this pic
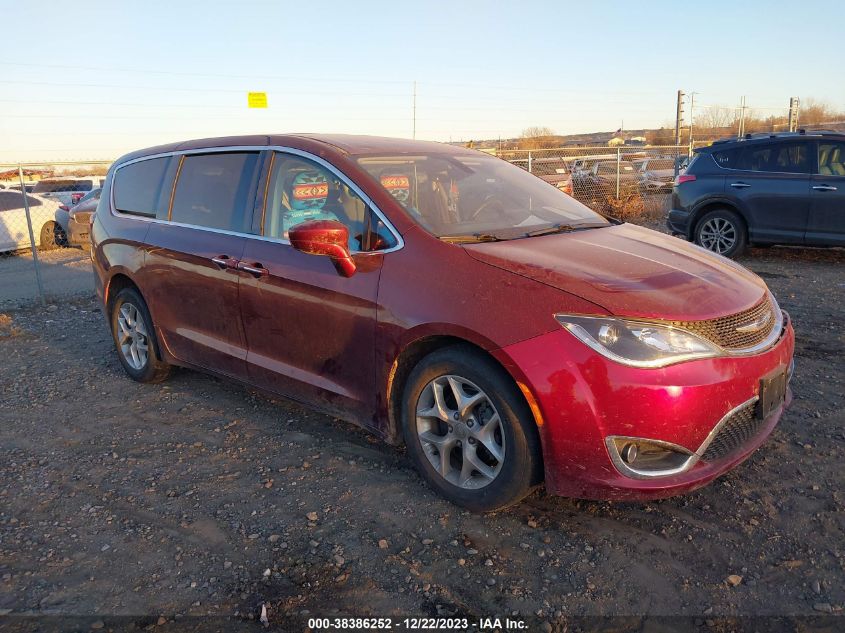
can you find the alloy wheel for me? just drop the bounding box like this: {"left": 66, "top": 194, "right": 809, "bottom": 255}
{"left": 415, "top": 375, "right": 505, "bottom": 489}
{"left": 117, "top": 303, "right": 149, "bottom": 370}
{"left": 698, "top": 217, "right": 737, "bottom": 254}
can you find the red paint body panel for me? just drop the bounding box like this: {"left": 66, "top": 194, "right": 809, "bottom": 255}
{"left": 91, "top": 134, "right": 798, "bottom": 502}
{"left": 465, "top": 223, "right": 768, "bottom": 321}
{"left": 493, "top": 316, "right": 794, "bottom": 500}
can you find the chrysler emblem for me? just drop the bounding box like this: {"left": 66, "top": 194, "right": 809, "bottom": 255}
{"left": 735, "top": 311, "right": 772, "bottom": 334}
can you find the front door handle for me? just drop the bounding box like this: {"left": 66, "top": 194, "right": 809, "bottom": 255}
{"left": 237, "top": 261, "right": 269, "bottom": 277}
{"left": 730, "top": 182, "right": 751, "bottom": 188}
{"left": 812, "top": 185, "right": 838, "bottom": 191}
{"left": 211, "top": 255, "right": 239, "bottom": 269}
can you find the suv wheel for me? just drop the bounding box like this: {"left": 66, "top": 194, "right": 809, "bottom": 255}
{"left": 401, "top": 346, "right": 542, "bottom": 512}
{"left": 695, "top": 209, "right": 747, "bottom": 258}
{"left": 110, "top": 287, "right": 171, "bottom": 383}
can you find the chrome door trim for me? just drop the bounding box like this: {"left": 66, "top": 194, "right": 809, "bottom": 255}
{"left": 109, "top": 145, "right": 405, "bottom": 255}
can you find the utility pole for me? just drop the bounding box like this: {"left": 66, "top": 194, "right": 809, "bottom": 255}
{"left": 412, "top": 81, "right": 416, "bottom": 140}
{"left": 674, "top": 90, "right": 685, "bottom": 146}
{"left": 737, "top": 96, "right": 747, "bottom": 139}
{"left": 788, "top": 97, "right": 800, "bottom": 132}
{"left": 688, "top": 92, "right": 696, "bottom": 153}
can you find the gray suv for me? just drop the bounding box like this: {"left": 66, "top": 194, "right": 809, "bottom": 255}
{"left": 668, "top": 131, "right": 845, "bottom": 257}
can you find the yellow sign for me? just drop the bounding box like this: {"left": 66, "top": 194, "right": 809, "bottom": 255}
{"left": 247, "top": 92, "right": 268, "bottom": 108}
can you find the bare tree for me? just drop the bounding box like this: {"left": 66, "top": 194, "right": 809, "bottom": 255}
{"left": 519, "top": 126, "right": 557, "bottom": 150}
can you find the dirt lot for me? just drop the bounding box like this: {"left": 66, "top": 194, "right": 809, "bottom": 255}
{"left": 1, "top": 239, "right": 843, "bottom": 630}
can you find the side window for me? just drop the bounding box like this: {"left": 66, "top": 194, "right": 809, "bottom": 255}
{"left": 170, "top": 152, "right": 260, "bottom": 232}
{"left": 0, "top": 192, "right": 41, "bottom": 211}
{"left": 114, "top": 157, "right": 171, "bottom": 217}
{"left": 819, "top": 142, "right": 845, "bottom": 176}
{"left": 736, "top": 143, "right": 809, "bottom": 174}
{"left": 263, "top": 152, "right": 397, "bottom": 252}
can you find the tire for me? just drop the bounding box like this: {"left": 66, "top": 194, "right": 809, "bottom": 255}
{"left": 400, "top": 345, "right": 542, "bottom": 512}
{"left": 694, "top": 209, "right": 747, "bottom": 258}
{"left": 39, "top": 221, "right": 66, "bottom": 251}
{"left": 110, "top": 287, "right": 171, "bottom": 383}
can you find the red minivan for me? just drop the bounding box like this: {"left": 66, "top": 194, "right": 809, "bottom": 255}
{"left": 92, "top": 135, "right": 794, "bottom": 511}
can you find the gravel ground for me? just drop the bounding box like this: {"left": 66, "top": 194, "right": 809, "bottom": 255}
{"left": 0, "top": 235, "right": 843, "bottom": 630}
{"left": 0, "top": 248, "right": 94, "bottom": 308}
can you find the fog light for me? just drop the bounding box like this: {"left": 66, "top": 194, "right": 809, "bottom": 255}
{"left": 620, "top": 443, "right": 638, "bottom": 464}
{"left": 607, "top": 436, "right": 694, "bottom": 479}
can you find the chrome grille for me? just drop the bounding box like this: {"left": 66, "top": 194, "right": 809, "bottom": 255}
{"left": 670, "top": 296, "right": 776, "bottom": 350}
{"left": 701, "top": 401, "right": 764, "bottom": 462}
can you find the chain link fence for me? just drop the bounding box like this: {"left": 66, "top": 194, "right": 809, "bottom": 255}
{"left": 0, "top": 161, "right": 111, "bottom": 306}
{"left": 498, "top": 145, "right": 691, "bottom": 218}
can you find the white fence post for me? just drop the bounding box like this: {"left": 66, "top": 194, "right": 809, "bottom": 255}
{"left": 527, "top": 151, "right": 532, "bottom": 173}
{"left": 615, "top": 147, "right": 621, "bottom": 200}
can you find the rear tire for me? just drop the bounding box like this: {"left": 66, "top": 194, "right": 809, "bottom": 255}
{"left": 694, "top": 209, "right": 747, "bottom": 258}
{"left": 39, "top": 221, "right": 66, "bottom": 250}
{"left": 110, "top": 287, "right": 171, "bottom": 383}
{"left": 400, "top": 345, "right": 542, "bottom": 512}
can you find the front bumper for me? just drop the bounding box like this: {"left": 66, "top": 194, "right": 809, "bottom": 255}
{"left": 493, "top": 313, "right": 795, "bottom": 500}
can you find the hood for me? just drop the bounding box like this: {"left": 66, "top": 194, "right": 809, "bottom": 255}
{"left": 463, "top": 223, "right": 767, "bottom": 321}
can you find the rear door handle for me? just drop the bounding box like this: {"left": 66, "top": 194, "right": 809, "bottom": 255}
{"left": 730, "top": 182, "right": 751, "bottom": 188}
{"left": 211, "top": 255, "right": 239, "bottom": 269}
{"left": 812, "top": 185, "right": 838, "bottom": 191}
{"left": 237, "top": 261, "right": 269, "bottom": 277}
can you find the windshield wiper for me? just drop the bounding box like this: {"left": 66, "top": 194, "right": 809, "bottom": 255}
{"left": 523, "top": 223, "right": 577, "bottom": 237}
{"left": 523, "top": 223, "right": 609, "bottom": 238}
{"left": 440, "top": 233, "right": 505, "bottom": 244}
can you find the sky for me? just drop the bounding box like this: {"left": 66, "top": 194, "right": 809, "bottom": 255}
{"left": 1, "top": 0, "right": 843, "bottom": 162}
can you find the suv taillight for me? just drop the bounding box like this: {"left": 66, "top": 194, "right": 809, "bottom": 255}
{"left": 675, "top": 174, "right": 696, "bottom": 185}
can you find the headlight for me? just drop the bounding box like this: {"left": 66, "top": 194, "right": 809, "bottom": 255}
{"left": 555, "top": 314, "right": 722, "bottom": 368}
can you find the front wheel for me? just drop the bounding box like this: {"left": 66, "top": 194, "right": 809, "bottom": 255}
{"left": 400, "top": 346, "right": 542, "bottom": 512}
{"left": 694, "top": 209, "right": 747, "bottom": 258}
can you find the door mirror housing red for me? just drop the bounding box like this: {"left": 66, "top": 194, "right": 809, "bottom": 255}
{"left": 288, "top": 220, "right": 356, "bottom": 277}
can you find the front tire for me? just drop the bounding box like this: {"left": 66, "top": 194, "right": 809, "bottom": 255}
{"left": 694, "top": 209, "right": 747, "bottom": 258}
{"left": 400, "top": 346, "right": 542, "bottom": 512}
{"left": 110, "top": 287, "right": 171, "bottom": 383}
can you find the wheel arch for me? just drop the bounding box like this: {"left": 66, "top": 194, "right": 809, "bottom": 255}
{"left": 689, "top": 198, "right": 749, "bottom": 239}
{"left": 385, "top": 332, "right": 543, "bottom": 469}
{"left": 104, "top": 271, "right": 142, "bottom": 314}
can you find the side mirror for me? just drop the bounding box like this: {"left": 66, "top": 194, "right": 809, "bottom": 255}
{"left": 288, "top": 219, "right": 356, "bottom": 277}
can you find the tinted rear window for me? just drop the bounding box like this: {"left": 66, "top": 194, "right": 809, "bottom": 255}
{"left": 712, "top": 148, "right": 740, "bottom": 168}
{"left": 114, "top": 157, "right": 172, "bottom": 217}
{"left": 170, "top": 152, "right": 260, "bottom": 232}
{"left": 33, "top": 179, "right": 93, "bottom": 193}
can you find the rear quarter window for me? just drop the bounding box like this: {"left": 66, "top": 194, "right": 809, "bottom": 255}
{"left": 711, "top": 148, "right": 740, "bottom": 169}
{"left": 113, "top": 157, "right": 172, "bottom": 217}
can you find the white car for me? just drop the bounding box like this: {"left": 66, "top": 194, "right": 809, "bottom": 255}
{"left": 0, "top": 190, "right": 65, "bottom": 253}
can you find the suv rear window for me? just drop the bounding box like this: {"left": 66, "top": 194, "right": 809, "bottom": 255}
{"left": 114, "top": 157, "right": 172, "bottom": 217}
{"left": 170, "top": 152, "right": 260, "bottom": 232}
{"left": 712, "top": 148, "right": 740, "bottom": 169}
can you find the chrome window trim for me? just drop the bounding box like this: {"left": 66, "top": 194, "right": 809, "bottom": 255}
{"left": 109, "top": 145, "right": 404, "bottom": 255}
{"left": 606, "top": 395, "right": 761, "bottom": 480}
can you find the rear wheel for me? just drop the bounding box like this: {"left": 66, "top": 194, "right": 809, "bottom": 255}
{"left": 694, "top": 209, "right": 747, "bottom": 258}
{"left": 110, "top": 287, "right": 171, "bottom": 383}
{"left": 39, "top": 221, "right": 66, "bottom": 250}
{"left": 400, "top": 346, "right": 542, "bottom": 512}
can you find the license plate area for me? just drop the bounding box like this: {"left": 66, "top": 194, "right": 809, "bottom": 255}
{"left": 758, "top": 368, "right": 787, "bottom": 419}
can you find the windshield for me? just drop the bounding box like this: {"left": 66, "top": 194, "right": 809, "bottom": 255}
{"left": 357, "top": 154, "right": 609, "bottom": 239}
